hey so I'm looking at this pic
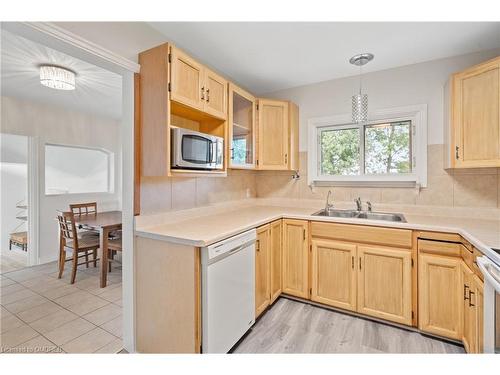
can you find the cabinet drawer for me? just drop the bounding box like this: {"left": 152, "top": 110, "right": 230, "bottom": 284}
{"left": 311, "top": 222, "right": 412, "bottom": 248}
{"left": 416, "top": 231, "right": 462, "bottom": 243}
{"left": 418, "top": 239, "right": 461, "bottom": 257}
{"left": 472, "top": 247, "right": 484, "bottom": 281}
{"left": 461, "top": 243, "right": 475, "bottom": 267}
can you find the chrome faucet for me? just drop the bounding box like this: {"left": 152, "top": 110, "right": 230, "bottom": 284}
{"left": 354, "top": 197, "right": 362, "bottom": 211}
{"left": 367, "top": 201, "right": 372, "bottom": 212}
{"left": 325, "top": 190, "right": 334, "bottom": 212}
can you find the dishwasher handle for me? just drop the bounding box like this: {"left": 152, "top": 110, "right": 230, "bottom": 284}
{"left": 477, "top": 256, "right": 500, "bottom": 293}
{"left": 207, "top": 239, "right": 255, "bottom": 265}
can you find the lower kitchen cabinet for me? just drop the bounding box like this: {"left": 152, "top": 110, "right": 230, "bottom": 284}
{"left": 282, "top": 219, "right": 309, "bottom": 299}
{"left": 463, "top": 264, "right": 484, "bottom": 354}
{"left": 255, "top": 220, "right": 283, "bottom": 318}
{"left": 419, "top": 254, "right": 463, "bottom": 340}
{"left": 357, "top": 245, "right": 412, "bottom": 325}
{"left": 474, "top": 275, "right": 484, "bottom": 353}
{"left": 462, "top": 263, "right": 476, "bottom": 353}
{"left": 256, "top": 220, "right": 485, "bottom": 351}
{"left": 310, "top": 239, "right": 357, "bottom": 311}
{"left": 270, "top": 220, "right": 282, "bottom": 303}
{"left": 255, "top": 224, "right": 271, "bottom": 317}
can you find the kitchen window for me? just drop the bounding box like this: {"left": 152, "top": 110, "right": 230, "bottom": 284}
{"left": 308, "top": 105, "right": 427, "bottom": 187}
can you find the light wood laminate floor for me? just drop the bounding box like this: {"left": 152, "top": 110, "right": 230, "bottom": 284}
{"left": 233, "top": 298, "right": 465, "bottom": 354}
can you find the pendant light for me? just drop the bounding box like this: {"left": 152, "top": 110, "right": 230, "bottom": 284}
{"left": 349, "top": 53, "right": 374, "bottom": 123}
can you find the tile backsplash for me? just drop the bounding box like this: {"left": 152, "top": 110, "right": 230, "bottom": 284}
{"left": 140, "top": 144, "right": 500, "bottom": 214}
{"left": 255, "top": 144, "right": 500, "bottom": 209}
{"left": 140, "top": 169, "right": 257, "bottom": 214}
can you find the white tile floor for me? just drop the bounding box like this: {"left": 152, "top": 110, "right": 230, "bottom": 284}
{"left": 0, "top": 248, "right": 27, "bottom": 274}
{"left": 1, "top": 260, "right": 123, "bottom": 353}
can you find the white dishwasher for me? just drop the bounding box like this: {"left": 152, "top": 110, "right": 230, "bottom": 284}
{"left": 201, "top": 229, "right": 256, "bottom": 353}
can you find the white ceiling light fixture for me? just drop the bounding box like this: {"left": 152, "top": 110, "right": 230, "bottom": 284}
{"left": 350, "top": 53, "right": 374, "bottom": 124}
{"left": 39, "top": 65, "right": 76, "bottom": 91}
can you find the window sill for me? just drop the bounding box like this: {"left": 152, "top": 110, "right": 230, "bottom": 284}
{"left": 310, "top": 178, "right": 421, "bottom": 188}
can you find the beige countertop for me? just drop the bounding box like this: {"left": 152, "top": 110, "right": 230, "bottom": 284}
{"left": 135, "top": 199, "right": 500, "bottom": 264}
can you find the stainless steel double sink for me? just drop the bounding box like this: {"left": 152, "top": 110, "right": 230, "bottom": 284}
{"left": 312, "top": 208, "right": 406, "bottom": 223}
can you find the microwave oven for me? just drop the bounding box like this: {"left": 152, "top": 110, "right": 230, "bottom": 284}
{"left": 171, "top": 127, "right": 224, "bottom": 170}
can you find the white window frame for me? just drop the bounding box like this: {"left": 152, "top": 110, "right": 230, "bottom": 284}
{"left": 44, "top": 142, "right": 114, "bottom": 196}
{"left": 307, "top": 104, "right": 427, "bottom": 188}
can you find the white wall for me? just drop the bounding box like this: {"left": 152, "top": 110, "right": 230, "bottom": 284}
{"left": 264, "top": 48, "right": 500, "bottom": 150}
{"left": 1, "top": 96, "right": 122, "bottom": 264}
{"left": 0, "top": 134, "right": 28, "bottom": 252}
{"left": 45, "top": 144, "right": 111, "bottom": 195}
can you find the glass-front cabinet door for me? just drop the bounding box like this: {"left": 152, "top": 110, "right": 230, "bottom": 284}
{"left": 228, "top": 84, "right": 256, "bottom": 168}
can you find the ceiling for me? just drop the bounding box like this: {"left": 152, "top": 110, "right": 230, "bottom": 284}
{"left": 2, "top": 22, "right": 498, "bottom": 114}
{"left": 149, "top": 22, "right": 500, "bottom": 94}
{"left": 1, "top": 30, "right": 122, "bottom": 119}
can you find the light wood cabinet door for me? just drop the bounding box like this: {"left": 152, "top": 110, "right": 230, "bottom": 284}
{"left": 463, "top": 271, "right": 484, "bottom": 353}
{"left": 229, "top": 84, "right": 256, "bottom": 168}
{"left": 204, "top": 68, "right": 228, "bottom": 120}
{"left": 357, "top": 245, "right": 412, "bottom": 325}
{"left": 474, "top": 275, "right": 484, "bottom": 353}
{"left": 419, "top": 254, "right": 463, "bottom": 340}
{"left": 453, "top": 58, "right": 500, "bottom": 167}
{"left": 270, "top": 220, "right": 282, "bottom": 304}
{"left": 257, "top": 99, "right": 289, "bottom": 170}
{"left": 311, "top": 239, "right": 357, "bottom": 311}
{"left": 170, "top": 46, "right": 204, "bottom": 111}
{"left": 282, "top": 219, "right": 309, "bottom": 298}
{"left": 255, "top": 225, "right": 270, "bottom": 318}
{"left": 462, "top": 263, "right": 476, "bottom": 353}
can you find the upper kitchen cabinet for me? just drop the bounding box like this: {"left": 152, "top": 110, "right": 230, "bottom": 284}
{"left": 445, "top": 56, "right": 500, "bottom": 168}
{"left": 138, "top": 43, "right": 171, "bottom": 177}
{"left": 170, "top": 46, "right": 204, "bottom": 111}
{"left": 170, "top": 45, "right": 228, "bottom": 120}
{"left": 228, "top": 84, "right": 256, "bottom": 168}
{"left": 256, "top": 99, "right": 299, "bottom": 171}
{"left": 204, "top": 68, "right": 228, "bottom": 119}
{"left": 138, "top": 43, "right": 228, "bottom": 177}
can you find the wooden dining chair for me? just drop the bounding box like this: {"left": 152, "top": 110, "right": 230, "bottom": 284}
{"left": 70, "top": 202, "right": 97, "bottom": 217}
{"left": 69, "top": 202, "right": 99, "bottom": 267}
{"left": 107, "top": 231, "right": 122, "bottom": 274}
{"left": 57, "top": 211, "right": 100, "bottom": 284}
{"left": 70, "top": 202, "right": 121, "bottom": 240}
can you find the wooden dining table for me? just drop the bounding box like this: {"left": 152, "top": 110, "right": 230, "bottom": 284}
{"left": 75, "top": 210, "right": 122, "bottom": 288}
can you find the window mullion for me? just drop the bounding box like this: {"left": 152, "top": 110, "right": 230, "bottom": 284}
{"left": 359, "top": 125, "right": 365, "bottom": 176}
{"left": 317, "top": 129, "right": 322, "bottom": 176}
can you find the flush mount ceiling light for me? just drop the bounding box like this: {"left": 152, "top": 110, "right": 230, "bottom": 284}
{"left": 349, "top": 53, "right": 374, "bottom": 124}
{"left": 39, "top": 65, "right": 76, "bottom": 90}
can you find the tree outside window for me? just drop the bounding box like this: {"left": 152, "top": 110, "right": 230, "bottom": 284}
{"left": 319, "top": 120, "right": 412, "bottom": 177}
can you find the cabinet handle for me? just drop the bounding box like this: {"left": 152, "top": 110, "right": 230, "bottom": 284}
{"left": 455, "top": 146, "right": 459, "bottom": 160}
{"left": 359, "top": 257, "right": 362, "bottom": 270}
{"left": 256, "top": 239, "right": 260, "bottom": 252}
{"left": 206, "top": 88, "right": 210, "bottom": 103}
{"left": 201, "top": 87, "right": 205, "bottom": 100}
{"left": 230, "top": 148, "right": 234, "bottom": 160}
{"left": 284, "top": 153, "right": 288, "bottom": 164}
{"left": 351, "top": 256, "right": 354, "bottom": 269}
{"left": 469, "top": 291, "right": 475, "bottom": 307}
{"left": 303, "top": 228, "right": 306, "bottom": 241}
{"left": 464, "top": 284, "right": 469, "bottom": 300}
